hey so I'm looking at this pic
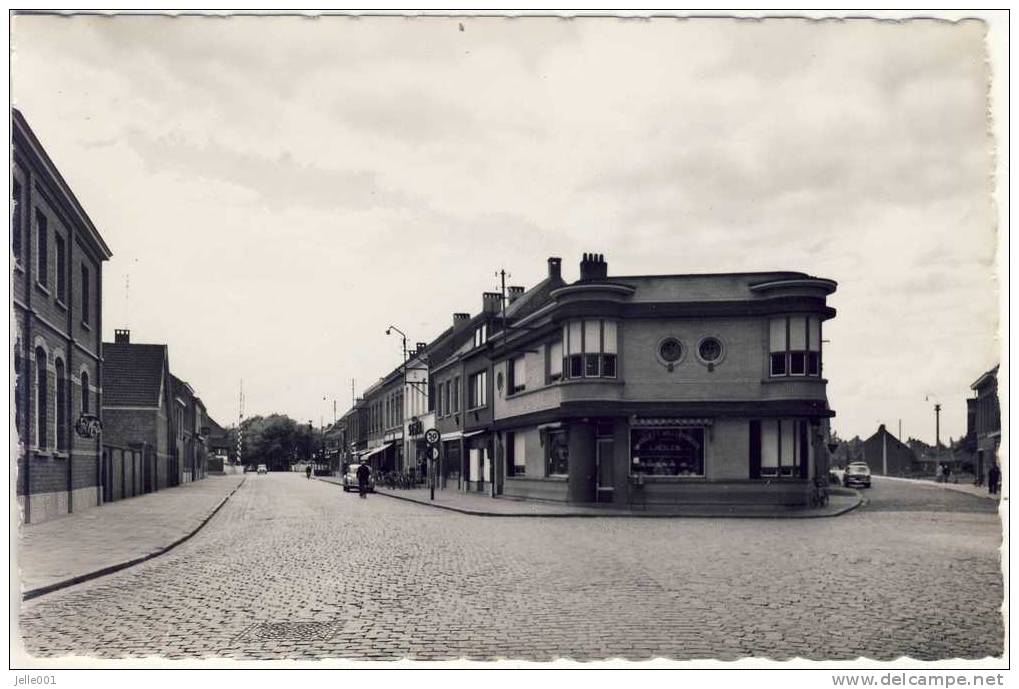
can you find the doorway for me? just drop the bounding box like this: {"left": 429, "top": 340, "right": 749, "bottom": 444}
{"left": 596, "top": 438, "right": 615, "bottom": 503}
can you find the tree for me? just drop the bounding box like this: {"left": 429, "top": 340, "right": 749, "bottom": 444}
{"left": 236, "top": 413, "right": 317, "bottom": 471}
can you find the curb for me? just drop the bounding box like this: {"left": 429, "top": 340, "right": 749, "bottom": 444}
{"left": 22, "top": 476, "right": 247, "bottom": 602}
{"left": 874, "top": 475, "right": 1001, "bottom": 502}
{"left": 319, "top": 477, "right": 863, "bottom": 519}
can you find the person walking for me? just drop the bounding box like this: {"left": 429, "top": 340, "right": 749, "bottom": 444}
{"left": 988, "top": 462, "right": 1001, "bottom": 496}
{"left": 356, "top": 460, "right": 372, "bottom": 499}
{"left": 305, "top": 464, "right": 312, "bottom": 480}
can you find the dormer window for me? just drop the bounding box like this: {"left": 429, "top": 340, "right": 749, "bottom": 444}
{"left": 474, "top": 324, "right": 488, "bottom": 348}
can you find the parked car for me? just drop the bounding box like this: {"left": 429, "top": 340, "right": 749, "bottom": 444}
{"left": 843, "top": 462, "right": 871, "bottom": 488}
{"left": 256, "top": 464, "right": 268, "bottom": 475}
{"left": 342, "top": 464, "right": 374, "bottom": 493}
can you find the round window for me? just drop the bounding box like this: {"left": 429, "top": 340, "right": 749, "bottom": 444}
{"left": 698, "top": 337, "right": 723, "bottom": 363}
{"left": 658, "top": 337, "right": 684, "bottom": 363}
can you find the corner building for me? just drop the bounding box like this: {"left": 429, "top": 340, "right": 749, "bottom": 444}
{"left": 490, "top": 254, "right": 837, "bottom": 507}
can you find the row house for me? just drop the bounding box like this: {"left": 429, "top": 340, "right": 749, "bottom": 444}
{"left": 356, "top": 369, "right": 405, "bottom": 474}
{"left": 341, "top": 252, "right": 838, "bottom": 508}
{"left": 101, "top": 329, "right": 209, "bottom": 497}
{"left": 970, "top": 364, "right": 1000, "bottom": 483}
{"left": 13, "top": 109, "right": 114, "bottom": 524}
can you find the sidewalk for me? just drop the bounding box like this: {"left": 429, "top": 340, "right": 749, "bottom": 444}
{"left": 876, "top": 475, "right": 1003, "bottom": 501}
{"left": 316, "top": 475, "right": 861, "bottom": 518}
{"left": 17, "top": 474, "right": 246, "bottom": 599}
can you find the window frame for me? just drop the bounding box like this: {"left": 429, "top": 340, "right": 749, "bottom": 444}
{"left": 545, "top": 428, "right": 569, "bottom": 477}
{"left": 509, "top": 355, "right": 526, "bottom": 394}
{"left": 35, "top": 347, "right": 48, "bottom": 449}
{"left": 769, "top": 316, "right": 821, "bottom": 379}
{"left": 563, "top": 319, "right": 619, "bottom": 380}
{"left": 35, "top": 211, "right": 48, "bottom": 288}
{"left": 629, "top": 426, "right": 706, "bottom": 478}
{"left": 12, "top": 178, "right": 22, "bottom": 263}
{"left": 55, "top": 234, "right": 66, "bottom": 304}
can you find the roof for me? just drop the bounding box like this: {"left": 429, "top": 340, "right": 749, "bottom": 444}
{"left": 102, "top": 343, "right": 168, "bottom": 407}
{"left": 12, "top": 109, "right": 113, "bottom": 260}
{"left": 971, "top": 364, "right": 999, "bottom": 391}
{"left": 504, "top": 274, "right": 567, "bottom": 322}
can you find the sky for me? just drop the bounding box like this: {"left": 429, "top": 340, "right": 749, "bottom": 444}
{"left": 11, "top": 15, "right": 1000, "bottom": 442}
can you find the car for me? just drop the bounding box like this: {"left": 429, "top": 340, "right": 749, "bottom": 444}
{"left": 342, "top": 463, "right": 374, "bottom": 493}
{"left": 843, "top": 462, "right": 871, "bottom": 488}
{"left": 256, "top": 464, "right": 268, "bottom": 475}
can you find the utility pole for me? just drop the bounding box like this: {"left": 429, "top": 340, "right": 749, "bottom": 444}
{"left": 934, "top": 403, "right": 942, "bottom": 448}
{"left": 237, "top": 379, "right": 244, "bottom": 467}
{"left": 898, "top": 419, "right": 902, "bottom": 441}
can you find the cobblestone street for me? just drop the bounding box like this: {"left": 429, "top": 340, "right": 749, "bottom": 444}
{"left": 17, "top": 473, "right": 1003, "bottom": 663}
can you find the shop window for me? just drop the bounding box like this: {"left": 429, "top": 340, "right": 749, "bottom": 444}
{"left": 563, "top": 319, "right": 618, "bottom": 379}
{"left": 506, "top": 431, "right": 527, "bottom": 477}
{"left": 546, "top": 429, "right": 568, "bottom": 476}
{"left": 630, "top": 427, "right": 705, "bottom": 477}
{"left": 753, "top": 419, "right": 809, "bottom": 478}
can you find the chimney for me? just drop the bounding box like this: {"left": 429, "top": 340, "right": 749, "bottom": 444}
{"left": 508, "top": 286, "right": 525, "bottom": 304}
{"left": 547, "top": 256, "right": 562, "bottom": 281}
{"left": 579, "top": 252, "right": 608, "bottom": 281}
{"left": 482, "top": 291, "right": 502, "bottom": 314}
{"left": 115, "top": 329, "right": 131, "bottom": 344}
{"left": 416, "top": 341, "right": 427, "bottom": 352}
{"left": 453, "top": 312, "right": 471, "bottom": 332}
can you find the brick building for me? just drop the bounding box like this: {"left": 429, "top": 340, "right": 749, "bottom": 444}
{"left": 101, "top": 331, "right": 175, "bottom": 492}
{"left": 13, "top": 109, "right": 113, "bottom": 523}
{"left": 102, "top": 330, "right": 210, "bottom": 492}
{"left": 863, "top": 424, "right": 918, "bottom": 476}
{"left": 489, "top": 254, "right": 837, "bottom": 507}
{"left": 970, "top": 364, "right": 1000, "bottom": 484}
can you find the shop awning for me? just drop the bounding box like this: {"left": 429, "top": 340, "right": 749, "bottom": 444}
{"left": 362, "top": 442, "right": 393, "bottom": 460}
{"left": 440, "top": 431, "right": 462, "bottom": 441}
{"left": 462, "top": 430, "right": 486, "bottom": 438}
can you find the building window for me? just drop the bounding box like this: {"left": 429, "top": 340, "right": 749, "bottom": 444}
{"left": 474, "top": 324, "right": 488, "bottom": 349}
{"left": 12, "top": 179, "right": 22, "bottom": 262}
{"left": 546, "top": 429, "right": 568, "bottom": 476}
{"left": 468, "top": 370, "right": 487, "bottom": 409}
{"left": 506, "top": 431, "right": 527, "bottom": 477}
{"left": 697, "top": 337, "right": 724, "bottom": 365}
{"left": 55, "top": 358, "right": 66, "bottom": 450}
{"left": 452, "top": 376, "right": 460, "bottom": 412}
{"left": 630, "top": 427, "right": 705, "bottom": 477}
{"left": 81, "top": 264, "right": 91, "bottom": 323}
{"left": 757, "top": 419, "right": 809, "bottom": 478}
{"left": 563, "top": 319, "right": 618, "bottom": 379}
{"left": 80, "top": 370, "right": 90, "bottom": 414}
{"left": 35, "top": 347, "right": 47, "bottom": 448}
{"left": 548, "top": 339, "right": 563, "bottom": 382}
{"left": 509, "top": 356, "right": 526, "bottom": 393}
{"left": 55, "top": 235, "right": 66, "bottom": 303}
{"left": 444, "top": 381, "right": 451, "bottom": 417}
{"left": 658, "top": 337, "right": 684, "bottom": 365}
{"left": 36, "top": 211, "right": 48, "bottom": 287}
{"left": 770, "top": 317, "right": 821, "bottom": 378}
{"left": 14, "top": 346, "right": 24, "bottom": 443}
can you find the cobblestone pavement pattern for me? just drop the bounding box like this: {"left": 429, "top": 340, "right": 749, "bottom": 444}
{"left": 18, "top": 473, "right": 1003, "bottom": 662}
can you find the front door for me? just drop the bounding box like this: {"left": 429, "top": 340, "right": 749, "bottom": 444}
{"left": 596, "top": 439, "right": 615, "bottom": 503}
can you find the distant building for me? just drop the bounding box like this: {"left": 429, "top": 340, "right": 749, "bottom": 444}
{"left": 863, "top": 425, "right": 918, "bottom": 476}
{"left": 13, "top": 109, "right": 114, "bottom": 523}
{"left": 970, "top": 365, "right": 1000, "bottom": 483}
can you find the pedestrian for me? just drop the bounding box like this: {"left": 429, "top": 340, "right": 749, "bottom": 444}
{"left": 988, "top": 463, "right": 1001, "bottom": 495}
{"left": 356, "top": 460, "right": 372, "bottom": 499}
{"left": 306, "top": 464, "right": 312, "bottom": 479}
{"left": 945, "top": 464, "right": 953, "bottom": 484}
